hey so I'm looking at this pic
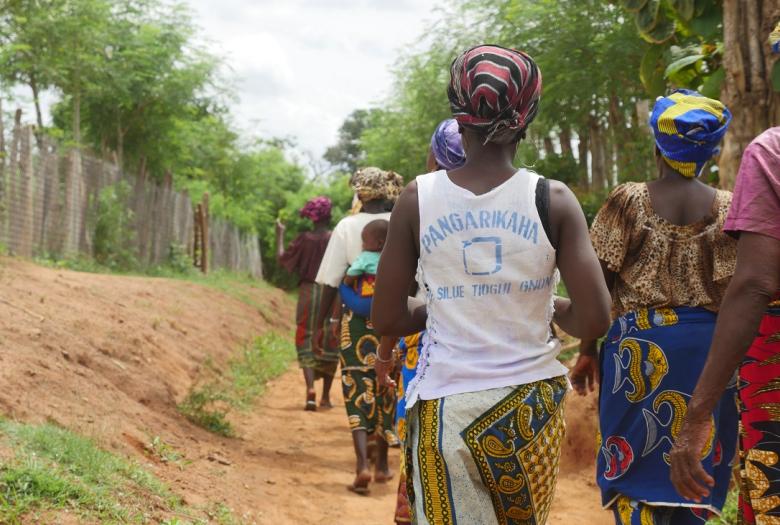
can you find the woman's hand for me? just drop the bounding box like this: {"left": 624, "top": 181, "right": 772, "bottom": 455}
{"left": 670, "top": 417, "right": 715, "bottom": 502}
{"left": 275, "top": 219, "right": 286, "bottom": 235}
{"left": 570, "top": 352, "right": 599, "bottom": 396}
{"left": 375, "top": 357, "right": 396, "bottom": 389}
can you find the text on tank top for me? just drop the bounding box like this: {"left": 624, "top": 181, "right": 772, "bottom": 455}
{"left": 406, "top": 168, "right": 567, "bottom": 406}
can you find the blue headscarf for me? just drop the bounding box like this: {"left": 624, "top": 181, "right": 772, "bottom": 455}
{"left": 650, "top": 89, "right": 732, "bottom": 178}
{"left": 430, "top": 119, "right": 466, "bottom": 170}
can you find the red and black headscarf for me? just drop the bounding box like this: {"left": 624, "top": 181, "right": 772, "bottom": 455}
{"left": 448, "top": 44, "right": 542, "bottom": 145}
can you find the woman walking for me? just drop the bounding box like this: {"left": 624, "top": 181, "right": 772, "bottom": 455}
{"left": 571, "top": 90, "right": 738, "bottom": 524}
{"left": 276, "top": 196, "right": 338, "bottom": 411}
{"left": 372, "top": 44, "right": 611, "bottom": 524}
{"left": 313, "top": 167, "right": 404, "bottom": 494}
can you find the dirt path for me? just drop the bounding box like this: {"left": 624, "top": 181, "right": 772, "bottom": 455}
{"left": 217, "top": 367, "right": 611, "bottom": 524}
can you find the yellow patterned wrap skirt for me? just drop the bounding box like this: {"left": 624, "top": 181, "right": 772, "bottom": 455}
{"left": 405, "top": 376, "right": 568, "bottom": 525}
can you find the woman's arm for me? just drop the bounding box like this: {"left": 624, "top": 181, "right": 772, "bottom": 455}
{"left": 570, "top": 260, "right": 615, "bottom": 394}
{"left": 670, "top": 232, "right": 780, "bottom": 501}
{"left": 372, "top": 182, "right": 426, "bottom": 336}
{"left": 549, "top": 181, "right": 612, "bottom": 339}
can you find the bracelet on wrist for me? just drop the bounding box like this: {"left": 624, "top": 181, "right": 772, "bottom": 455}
{"left": 376, "top": 353, "right": 394, "bottom": 364}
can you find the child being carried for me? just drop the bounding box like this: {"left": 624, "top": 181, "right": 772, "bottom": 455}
{"left": 343, "top": 219, "right": 388, "bottom": 299}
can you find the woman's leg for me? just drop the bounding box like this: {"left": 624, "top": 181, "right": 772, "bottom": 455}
{"left": 320, "top": 372, "right": 334, "bottom": 407}
{"left": 350, "top": 429, "right": 371, "bottom": 492}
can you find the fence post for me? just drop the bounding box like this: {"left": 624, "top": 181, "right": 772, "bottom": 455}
{"left": 200, "top": 192, "right": 209, "bottom": 274}
{"left": 193, "top": 203, "right": 202, "bottom": 269}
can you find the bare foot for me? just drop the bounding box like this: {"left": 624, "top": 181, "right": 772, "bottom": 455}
{"left": 347, "top": 470, "right": 371, "bottom": 495}
{"left": 374, "top": 469, "right": 394, "bottom": 483}
{"left": 318, "top": 400, "right": 333, "bottom": 409}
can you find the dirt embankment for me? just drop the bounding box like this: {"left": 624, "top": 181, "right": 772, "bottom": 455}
{"left": 0, "top": 257, "right": 608, "bottom": 523}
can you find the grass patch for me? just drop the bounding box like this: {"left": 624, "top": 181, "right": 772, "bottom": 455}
{"left": 178, "top": 332, "right": 295, "bottom": 436}
{"left": 0, "top": 420, "right": 244, "bottom": 524}
{"left": 0, "top": 419, "right": 178, "bottom": 523}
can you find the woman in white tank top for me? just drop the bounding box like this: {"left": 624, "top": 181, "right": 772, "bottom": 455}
{"left": 372, "top": 45, "right": 611, "bottom": 524}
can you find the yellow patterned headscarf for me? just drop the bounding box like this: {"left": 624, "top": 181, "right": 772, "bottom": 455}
{"left": 349, "top": 167, "right": 404, "bottom": 203}
{"left": 650, "top": 90, "right": 731, "bottom": 178}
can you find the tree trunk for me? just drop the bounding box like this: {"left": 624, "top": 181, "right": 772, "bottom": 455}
{"left": 608, "top": 94, "right": 627, "bottom": 186}
{"left": 577, "top": 127, "right": 590, "bottom": 189}
{"left": 0, "top": 97, "right": 5, "bottom": 183}
{"left": 559, "top": 126, "right": 574, "bottom": 158}
{"left": 543, "top": 136, "right": 555, "bottom": 156}
{"left": 29, "top": 73, "right": 45, "bottom": 150}
{"left": 72, "top": 89, "right": 81, "bottom": 145}
{"left": 116, "top": 112, "right": 124, "bottom": 168}
{"left": 719, "top": 0, "right": 780, "bottom": 189}
{"left": 590, "top": 117, "right": 606, "bottom": 191}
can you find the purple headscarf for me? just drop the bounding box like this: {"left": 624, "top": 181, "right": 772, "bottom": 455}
{"left": 430, "top": 119, "right": 466, "bottom": 170}
{"left": 299, "top": 196, "right": 332, "bottom": 223}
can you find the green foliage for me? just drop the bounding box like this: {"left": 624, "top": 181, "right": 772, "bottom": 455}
{"left": 177, "top": 386, "right": 235, "bottom": 437}
{"left": 622, "top": 0, "right": 724, "bottom": 97}
{"left": 92, "top": 180, "right": 137, "bottom": 270}
{"left": 178, "top": 332, "right": 296, "bottom": 436}
{"left": 532, "top": 154, "right": 580, "bottom": 186}
{"left": 0, "top": 419, "right": 177, "bottom": 522}
{"left": 167, "top": 243, "right": 194, "bottom": 275}
{"left": 324, "top": 109, "right": 376, "bottom": 173}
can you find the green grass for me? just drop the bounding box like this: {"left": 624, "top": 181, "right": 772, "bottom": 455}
{"left": 178, "top": 332, "right": 295, "bottom": 436}
{"left": 707, "top": 487, "right": 738, "bottom": 524}
{"left": 0, "top": 420, "right": 245, "bottom": 524}
{"left": 0, "top": 419, "right": 178, "bottom": 523}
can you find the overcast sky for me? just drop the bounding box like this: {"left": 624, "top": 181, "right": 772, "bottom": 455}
{"left": 186, "top": 0, "right": 440, "bottom": 159}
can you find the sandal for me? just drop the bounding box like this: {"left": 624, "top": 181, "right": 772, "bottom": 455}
{"left": 305, "top": 391, "right": 317, "bottom": 411}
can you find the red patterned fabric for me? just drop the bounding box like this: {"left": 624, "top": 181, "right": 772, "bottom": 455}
{"left": 737, "top": 304, "right": 780, "bottom": 524}
{"left": 448, "top": 44, "right": 542, "bottom": 144}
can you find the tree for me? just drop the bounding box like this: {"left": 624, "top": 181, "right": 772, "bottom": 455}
{"left": 620, "top": 0, "right": 780, "bottom": 188}
{"left": 719, "top": 1, "right": 780, "bottom": 188}
{"left": 324, "top": 109, "right": 375, "bottom": 173}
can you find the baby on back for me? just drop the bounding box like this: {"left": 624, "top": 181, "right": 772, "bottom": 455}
{"left": 343, "top": 219, "right": 388, "bottom": 296}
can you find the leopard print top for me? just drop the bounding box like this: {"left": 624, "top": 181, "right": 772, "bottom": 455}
{"left": 590, "top": 182, "right": 737, "bottom": 318}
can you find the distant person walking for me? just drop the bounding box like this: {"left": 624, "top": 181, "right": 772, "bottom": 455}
{"left": 571, "top": 90, "right": 738, "bottom": 524}
{"left": 276, "top": 196, "right": 338, "bottom": 411}
{"left": 670, "top": 127, "right": 780, "bottom": 524}
{"left": 313, "top": 167, "right": 404, "bottom": 495}
{"left": 373, "top": 44, "right": 611, "bottom": 524}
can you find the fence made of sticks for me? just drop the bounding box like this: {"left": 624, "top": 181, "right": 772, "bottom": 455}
{"left": 0, "top": 114, "right": 262, "bottom": 277}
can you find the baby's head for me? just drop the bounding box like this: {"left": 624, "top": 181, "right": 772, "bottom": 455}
{"left": 361, "top": 219, "right": 389, "bottom": 252}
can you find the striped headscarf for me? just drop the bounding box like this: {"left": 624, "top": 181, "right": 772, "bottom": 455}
{"left": 299, "top": 196, "right": 332, "bottom": 223}
{"left": 349, "top": 167, "right": 404, "bottom": 203}
{"left": 430, "top": 119, "right": 466, "bottom": 170}
{"left": 650, "top": 89, "right": 732, "bottom": 178}
{"left": 448, "top": 44, "right": 542, "bottom": 145}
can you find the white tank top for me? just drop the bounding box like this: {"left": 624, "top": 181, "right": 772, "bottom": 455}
{"left": 406, "top": 169, "right": 567, "bottom": 406}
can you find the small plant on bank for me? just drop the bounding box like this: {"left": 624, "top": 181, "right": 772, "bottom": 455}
{"left": 92, "top": 181, "right": 138, "bottom": 271}
{"left": 178, "top": 332, "right": 295, "bottom": 436}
